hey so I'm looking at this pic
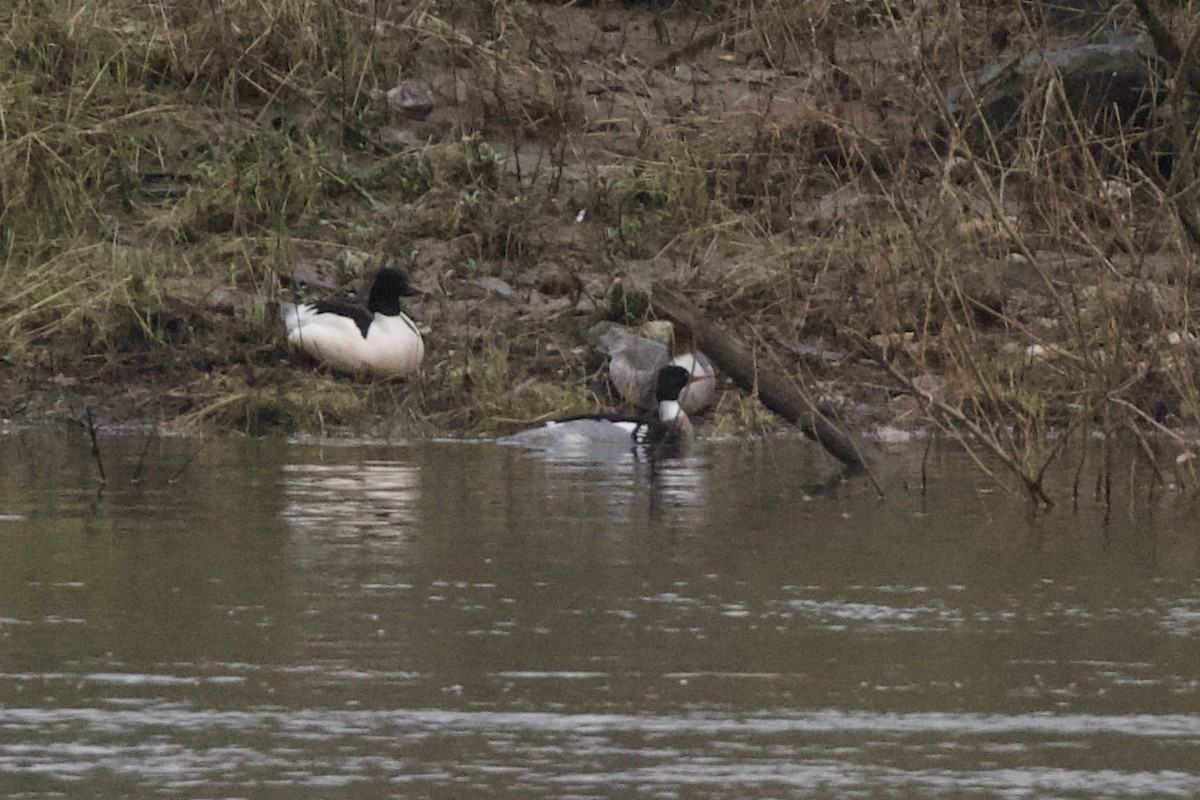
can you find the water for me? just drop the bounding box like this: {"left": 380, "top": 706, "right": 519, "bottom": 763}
{"left": 1, "top": 427, "right": 1199, "bottom": 798}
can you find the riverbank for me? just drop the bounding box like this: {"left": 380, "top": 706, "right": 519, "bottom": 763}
{"left": 4, "top": 1, "right": 1199, "bottom": 498}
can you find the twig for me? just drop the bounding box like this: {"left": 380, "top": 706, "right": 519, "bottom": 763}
{"left": 870, "top": 346, "right": 1055, "bottom": 509}
{"left": 132, "top": 428, "right": 157, "bottom": 484}
{"left": 84, "top": 406, "right": 106, "bottom": 485}
{"left": 168, "top": 439, "right": 208, "bottom": 485}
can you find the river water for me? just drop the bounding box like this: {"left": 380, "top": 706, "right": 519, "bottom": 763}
{"left": 1, "top": 427, "right": 1198, "bottom": 798}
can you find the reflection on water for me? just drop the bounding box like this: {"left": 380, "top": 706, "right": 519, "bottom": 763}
{"left": 0, "top": 427, "right": 1199, "bottom": 798}
{"left": 283, "top": 458, "right": 422, "bottom": 532}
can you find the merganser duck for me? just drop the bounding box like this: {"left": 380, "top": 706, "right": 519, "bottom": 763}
{"left": 599, "top": 322, "right": 715, "bottom": 414}
{"left": 281, "top": 267, "right": 424, "bottom": 376}
{"left": 500, "top": 365, "right": 695, "bottom": 457}
{"left": 668, "top": 339, "right": 715, "bottom": 414}
{"left": 634, "top": 363, "right": 695, "bottom": 454}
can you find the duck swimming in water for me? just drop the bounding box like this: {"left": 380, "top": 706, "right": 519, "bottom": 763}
{"left": 500, "top": 365, "right": 695, "bottom": 458}
{"left": 631, "top": 363, "right": 694, "bottom": 453}
{"left": 281, "top": 267, "right": 425, "bottom": 376}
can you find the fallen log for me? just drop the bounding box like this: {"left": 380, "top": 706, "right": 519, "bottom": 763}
{"left": 650, "top": 286, "right": 868, "bottom": 472}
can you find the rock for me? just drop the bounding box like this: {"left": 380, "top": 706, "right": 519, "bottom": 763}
{"left": 292, "top": 259, "right": 341, "bottom": 290}
{"left": 536, "top": 266, "right": 583, "bottom": 299}
{"left": 789, "top": 341, "right": 843, "bottom": 363}
{"left": 387, "top": 80, "right": 436, "bottom": 119}
{"left": 910, "top": 374, "right": 942, "bottom": 398}
{"left": 945, "top": 38, "right": 1159, "bottom": 141}
{"left": 472, "top": 276, "right": 517, "bottom": 299}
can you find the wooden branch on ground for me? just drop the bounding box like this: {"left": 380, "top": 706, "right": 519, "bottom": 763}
{"left": 649, "top": 286, "right": 868, "bottom": 473}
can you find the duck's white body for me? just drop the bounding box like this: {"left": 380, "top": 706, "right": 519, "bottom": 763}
{"left": 500, "top": 417, "right": 641, "bottom": 450}
{"left": 668, "top": 351, "right": 715, "bottom": 413}
{"left": 281, "top": 303, "right": 424, "bottom": 376}
{"left": 281, "top": 267, "right": 425, "bottom": 376}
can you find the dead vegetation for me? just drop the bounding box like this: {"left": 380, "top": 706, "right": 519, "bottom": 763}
{"left": 3, "top": 0, "right": 1200, "bottom": 505}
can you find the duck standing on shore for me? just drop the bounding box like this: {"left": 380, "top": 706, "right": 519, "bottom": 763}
{"left": 601, "top": 321, "right": 715, "bottom": 415}
{"left": 281, "top": 267, "right": 425, "bottom": 376}
{"left": 668, "top": 340, "right": 715, "bottom": 414}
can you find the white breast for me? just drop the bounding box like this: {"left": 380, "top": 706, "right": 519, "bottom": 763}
{"left": 670, "top": 352, "right": 715, "bottom": 413}
{"left": 283, "top": 305, "right": 424, "bottom": 376}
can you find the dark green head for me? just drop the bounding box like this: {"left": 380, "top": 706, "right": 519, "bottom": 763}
{"left": 654, "top": 365, "right": 691, "bottom": 403}
{"left": 368, "top": 268, "right": 420, "bottom": 316}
